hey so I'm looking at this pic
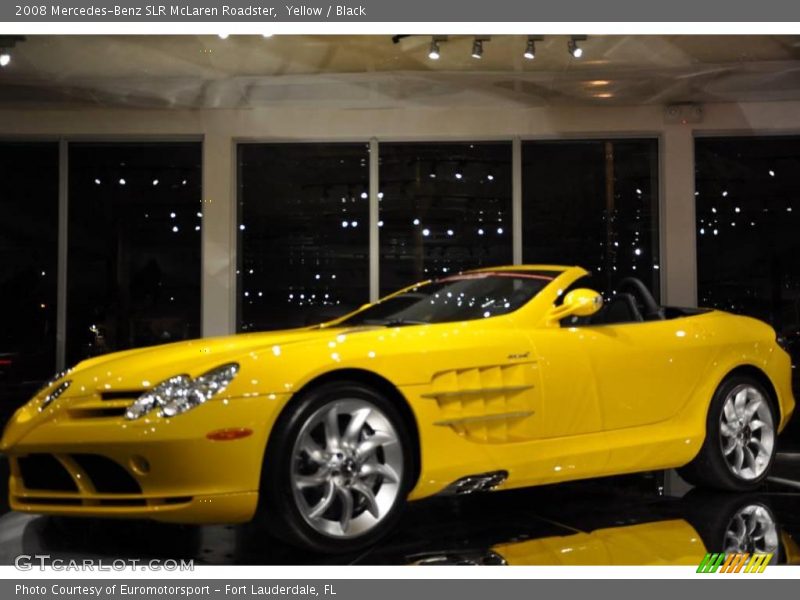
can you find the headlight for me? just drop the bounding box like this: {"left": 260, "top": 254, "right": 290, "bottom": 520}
{"left": 124, "top": 363, "right": 239, "bottom": 420}
{"left": 40, "top": 379, "right": 71, "bottom": 411}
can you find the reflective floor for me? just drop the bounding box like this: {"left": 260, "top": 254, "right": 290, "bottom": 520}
{"left": 1, "top": 456, "right": 799, "bottom": 566}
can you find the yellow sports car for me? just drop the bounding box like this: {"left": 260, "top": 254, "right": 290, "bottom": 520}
{"left": 1, "top": 265, "right": 795, "bottom": 553}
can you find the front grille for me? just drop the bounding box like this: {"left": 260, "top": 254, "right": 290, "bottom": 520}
{"left": 13, "top": 454, "right": 193, "bottom": 510}
{"left": 16, "top": 453, "right": 142, "bottom": 495}
{"left": 101, "top": 390, "right": 143, "bottom": 401}
{"left": 18, "top": 454, "right": 78, "bottom": 492}
{"left": 70, "top": 454, "right": 141, "bottom": 494}
{"left": 23, "top": 497, "right": 82, "bottom": 506}
{"left": 68, "top": 407, "right": 128, "bottom": 419}
{"left": 162, "top": 496, "right": 192, "bottom": 505}
{"left": 15, "top": 495, "right": 193, "bottom": 508}
{"left": 96, "top": 498, "right": 148, "bottom": 506}
{"left": 68, "top": 391, "right": 138, "bottom": 419}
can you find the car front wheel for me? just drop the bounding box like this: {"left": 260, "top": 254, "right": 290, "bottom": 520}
{"left": 679, "top": 375, "right": 777, "bottom": 491}
{"left": 259, "top": 381, "right": 413, "bottom": 553}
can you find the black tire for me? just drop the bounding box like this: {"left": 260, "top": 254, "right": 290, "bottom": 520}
{"left": 257, "top": 381, "right": 414, "bottom": 553}
{"left": 678, "top": 375, "right": 778, "bottom": 491}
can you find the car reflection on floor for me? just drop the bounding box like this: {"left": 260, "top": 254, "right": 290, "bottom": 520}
{"left": 0, "top": 469, "right": 799, "bottom": 566}
{"left": 403, "top": 493, "right": 799, "bottom": 566}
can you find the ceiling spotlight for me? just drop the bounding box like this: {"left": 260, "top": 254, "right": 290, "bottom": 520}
{"left": 523, "top": 40, "right": 535, "bottom": 60}
{"left": 522, "top": 36, "right": 542, "bottom": 61}
{"left": 0, "top": 37, "right": 25, "bottom": 69}
{"left": 568, "top": 36, "right": 586, "bottom": 59}
{"left": 471, "top": 38, "right": 483, "bottom": 59}
{"left": 262, "top": 34, "right": 274, "bottom": 38}
{"left": 428, "top": 38, "right": 441, "bottom": 60}
{"left": 218, "top": 33, "right": 229, "bottom": 40}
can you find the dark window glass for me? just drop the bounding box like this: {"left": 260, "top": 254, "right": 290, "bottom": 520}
{"left": 521, "top": 139, "right": 660, "bottom": 299}
{"left": 0, "top": 142, "right": 58, "bottom": 396}
{"left": 379, "top": 142, "right": 513, "bottom": 294}
{"left": 340, "top": 272, "right": 554, "bottom": 326}
{"left": 67, "top": 143, "right": 202, "bottom": 365}
{"left": 237, "top": 143, "right": 370, "bottom": 332}
{"left": 696, "top": 136, "right": 800, "bottom": 389}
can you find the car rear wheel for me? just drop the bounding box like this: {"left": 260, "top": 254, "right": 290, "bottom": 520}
{"left": 679, "top": 375, "right": 777, "bottom": 491}
{"left": 259, "top": 381, "right": 413, "bottom": 553}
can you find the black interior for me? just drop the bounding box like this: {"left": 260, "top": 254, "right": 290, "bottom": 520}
{"left": 607, "top": 277, "right": 665, "bottom": 322}
{"left": 560, "top": 276, "right": 709, "bottom": 327}
{"left": 594, "top": 293, "right": 644, "bottom": 324}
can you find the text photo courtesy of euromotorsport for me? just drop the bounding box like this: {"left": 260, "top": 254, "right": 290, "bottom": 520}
{"left": 43, "top": 4, "right": 368, "bottom": 17}
{"left": 17, "top": 584, "right": 332, "bottom": 597}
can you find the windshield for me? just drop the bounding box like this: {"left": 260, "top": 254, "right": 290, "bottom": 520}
{"left": 339, "top": 272, "right": 554, "bottom": 326}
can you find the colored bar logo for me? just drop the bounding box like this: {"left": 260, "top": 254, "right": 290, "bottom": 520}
{"left": 697, "top": 552, "right": 773, "bottom": 573}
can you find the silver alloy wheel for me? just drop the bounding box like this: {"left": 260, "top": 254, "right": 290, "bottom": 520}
{"left": 723, "top": 504, "right": 779, "bottom": 560}
{"left": 290, "top": 399, "right": 403, "bottom": 538}
{"left": 719, "top": 384, "right": 775, "bottom": 480}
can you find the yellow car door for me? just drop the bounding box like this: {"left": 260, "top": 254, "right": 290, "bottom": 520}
{"left": 530, "top": 316, "right": 713, "bottom": 436}
{"left": 582, "top": 317, "right": 714, "bottom": 430}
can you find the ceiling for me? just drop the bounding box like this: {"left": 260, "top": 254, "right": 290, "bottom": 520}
{"left": 1, "top": 34, "right": 800, "bottom": 109}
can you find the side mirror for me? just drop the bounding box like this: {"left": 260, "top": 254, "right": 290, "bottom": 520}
{"left": 547, "top": 288, "right": 603, "bottom": 323}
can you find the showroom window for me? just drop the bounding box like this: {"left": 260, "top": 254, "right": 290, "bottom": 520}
{"left": 696, "top": 136, "right": 800, "bottom": 383}
{"left": 237, "top": 143, "right": 370, "bottom": 332}
{"left": 66, "top": 142, "right": 202, "bottom": 366}
{"left": 378, "top": 142, "right": 513, "bottom": 294}
{"left": 521, "top": 139, "right": 660, "bottom": 299}
{"left": 0, "top": 142, "right": 59, "bottom": 393}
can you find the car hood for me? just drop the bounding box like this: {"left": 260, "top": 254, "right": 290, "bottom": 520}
{"left": 58, "top": 325, "right": 375, "bottom": 397}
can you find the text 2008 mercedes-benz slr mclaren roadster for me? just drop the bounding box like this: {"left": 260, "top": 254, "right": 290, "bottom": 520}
{"left": 1, "top": 265, "right": 795, "bottom": 552}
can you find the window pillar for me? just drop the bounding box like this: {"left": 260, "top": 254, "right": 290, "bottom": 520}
{"left": 202, "top": 133, "right": 236, "bottom": 337}
{"left": 56, "top": 139, "right": 68, "bottom": 371}
{"left": 369, "top": 138, "right": 380, "bottom": 302}
{"left": 660, "top": 127, "right": 697, "bottom": 306}
{"left": 512, "top": 137, "right": 522, "bottom": 265}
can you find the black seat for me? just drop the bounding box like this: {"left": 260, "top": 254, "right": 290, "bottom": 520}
{"left": 592, "top": 293, "right": 643, "bottom": 325}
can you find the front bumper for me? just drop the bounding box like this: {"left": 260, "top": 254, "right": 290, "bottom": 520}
{"left": 2, "top": 393, "right": 288, "bottom": 523}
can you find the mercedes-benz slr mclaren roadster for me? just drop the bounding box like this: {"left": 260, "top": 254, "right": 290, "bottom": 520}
{"left": 2, "top": 265, "right": 795, "bottom": 552}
